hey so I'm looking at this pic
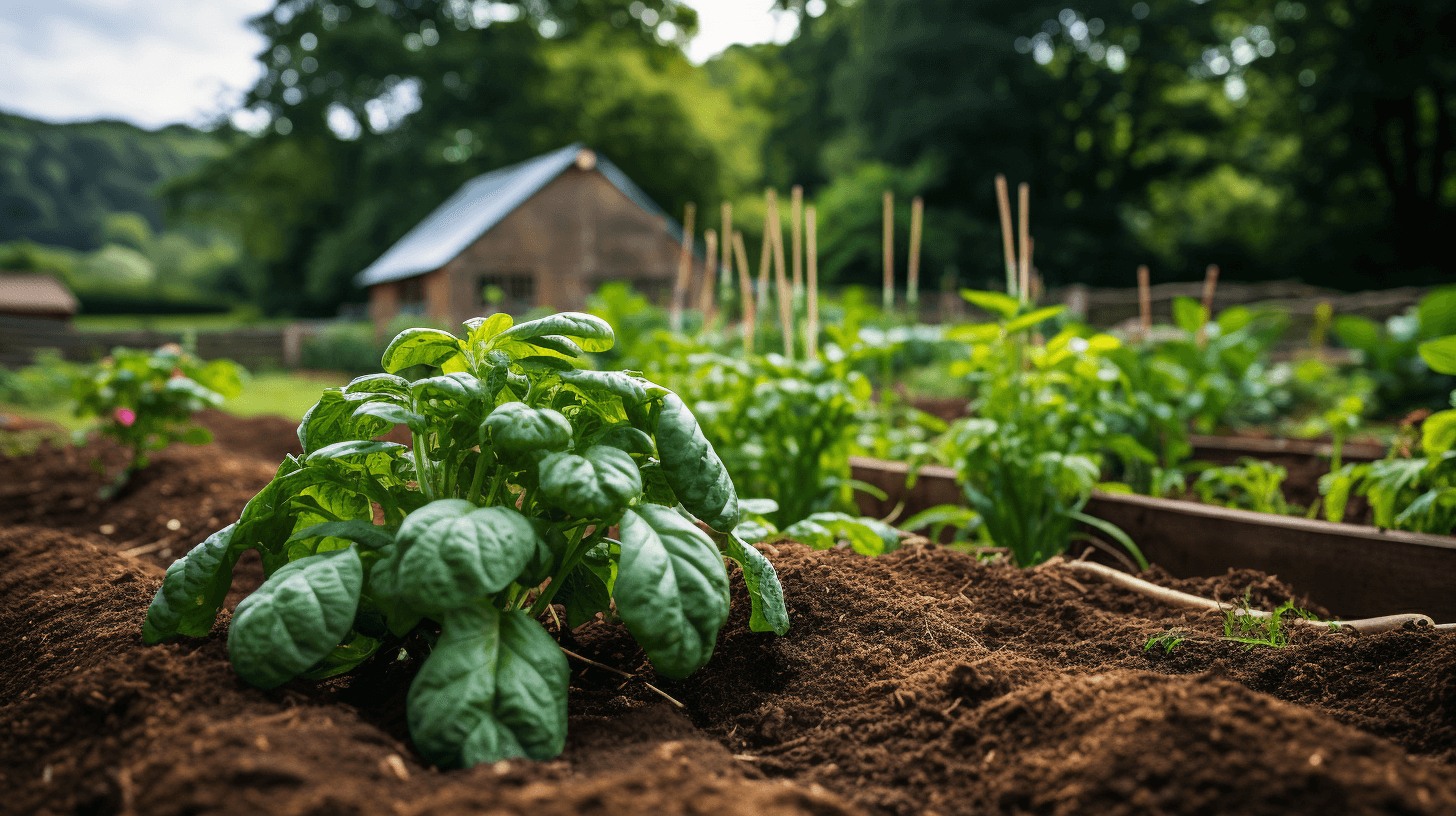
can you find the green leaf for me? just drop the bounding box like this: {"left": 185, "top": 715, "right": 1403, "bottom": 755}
{"left": 1422, "top": 409, "right": 1456, "bottom": 457}
{"left": 345, "top": 373, "right": 411, "bottom": 397}
{"left": 1004, "top": 305, "right": 1066, "bottom": 334}
{"left": 142, "top": 524, "right": 242, "bottom": 643}
{"left": 227, "top": 547, "right": 364, "bottom": 689}
{"left": 353, "top": 401, "right": 426, "bottom": 433}
{"left": 1333, "top": 315, "right": 1381, "bottom": 355}
{"left": 1172, "top": 297, "right": 1206, "bottom": 334}
{"left": 485, "top": 402, "right": 573, "bottom": 455}
{"left": 557, "top": 369, "right": 666, "bottom": 405}
{"left": 784, "top": 512, "right": 893, "bottom": 556}
{"left": 382, "top": 327, "right": 465, "bottom": 373}
{"left": 465, "top": 313, "right": 514, "bottom": 346}
{"left": 180, "top": 426, "right": 213, "bottom": 445}
{"left": 288, "top": 520, "right": 396, "bottom": 550}
{"left": 960, "top": 288, "right": 1020, "bottom": 319}
{"left": 655, "top": 392, "right": 739, "bottom": 532}
{"left": 1418, "top": 287, "right": 1456, "bottom": 337}
{"left": 492, "top": 312, "right": 615, "bottom": 353}
{"left": 717, "top": 532, "right": 789, "bottom": 635}
{"left": 395, "top": 500, "right": 543, "bottom": 614}
{"left": 406, "top": 604, "right": 569, "bottom": 767}
{"left": 538, "top": 446, "right": 643, "bottom": 518}
{"left": 557, "top": 562, "right": 613, "bottom": 628}
{"left": 1418, "top": 336, "right": 1456, "bottom": 375}
{"left": 297, "top": 389, "right": 388, "bottom": 454}
{"left": 595, "top": 424, "right": 656, "bottom": 455}
{"left": 738, "top": 498, "right": 780, "bottom": 516}
{"left": 364, "top": 543, "right": 423, "bottom": 637}
{"left": 305, "top": 439, "right": 407, "bottom": 465}
{"left": 615, "top": 505, "right": 731, "bottom": 679}
{"left": 522, "top": 335, "right": 584, "bottom": 358}
{"left": 1066, "top": 510, "right": 1149, "bottom": 571}
{"left": 411, "top": 372, "right": 486, "bottom": 403}
{"left": 300, "top": 631, "right": 383, "bottom": 680}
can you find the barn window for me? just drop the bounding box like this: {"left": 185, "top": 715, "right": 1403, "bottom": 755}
{"left": 480, "top": 274, "right": 535, "bottom": 313}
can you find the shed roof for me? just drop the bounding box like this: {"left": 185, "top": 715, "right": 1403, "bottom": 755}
{"left": 355, "top": 143, "right": 681, "bottom": 288}
{"left": 0, "top": 273, "right": 79, "bottom": 316}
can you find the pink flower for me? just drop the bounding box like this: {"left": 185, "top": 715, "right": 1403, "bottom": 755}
{"left": 114, "top": 407, "right": 136, "bottom": 427}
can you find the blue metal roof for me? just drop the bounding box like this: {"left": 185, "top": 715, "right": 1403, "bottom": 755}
{"left": 355, "top": 143, "right": 681, "bottom": 288}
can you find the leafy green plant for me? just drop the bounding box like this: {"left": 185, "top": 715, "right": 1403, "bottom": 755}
{"left": 71, "top": 344, "right": 244, "bottom": 494}
{"left": 1143, "top": 629, "right": 1188, "bottom": 654}
{"left": 1220, "top": 597, "right": 1317, "bottom": 650}
{"left": 142, "top": 312, "right": 788, "bottom": 769}
{"left": 1333, "top": 286, "right": 1456, "bottom": 416}
{"left": 1190, "top": 458, "right": 1291, "bottom": 515}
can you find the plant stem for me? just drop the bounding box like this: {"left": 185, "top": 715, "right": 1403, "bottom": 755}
{"left": 483, "top": 469, "right": 507, "bottom": 507}
{"left": 467, "top": 452, "right": 489, "bottom": 504}
{"left": 528, "top": 526, "right": 592, "bottom": 617}
{"left": 412, "top": 431, "right": 436, "bottom": 502}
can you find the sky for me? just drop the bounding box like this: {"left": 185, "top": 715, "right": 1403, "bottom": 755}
{"left": 0, "top": 0, "right": 795, "bottom": 131}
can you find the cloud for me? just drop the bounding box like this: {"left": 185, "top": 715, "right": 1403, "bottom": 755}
{"left": 0, "top": 0, "right": 272, "bottom": 129}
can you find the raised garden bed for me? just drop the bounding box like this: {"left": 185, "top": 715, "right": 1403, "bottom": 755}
{"left": 850, "top": 455, "right": 1456, "bottom": 623}
{"left": 4, "top": 418, "right": 1455, "bottom": 815}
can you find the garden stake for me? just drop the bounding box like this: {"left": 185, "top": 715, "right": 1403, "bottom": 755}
{"left": 758, "top": 206, "right": 773, "bottom": 310}
{"left": 1197, "top": 264, "right": 1220, "bottom": 346}
{"left": 732, "top": 231, "right": 756, "bottom": 354}
{"left": 721, "top": 201, "right": 733, "bottom": 316}
{"left": 671, "top": 203, "right": 695, "bottom": 332}
{"left": 995, "top": 174, "right": 1018, "bottom": 298}
{"left": 806, "top": 206, "right": 820, "bottom": 357}
{"left": 883, "top": 189, "right": 895, "bottom": 311}
{"left": 770, "top": 189, "right": 792, "bottom": 359}
{"left": 1137, "top": 265, "right": 1152, "bottom": 342}
{"left": 1017, "top": 182, "right": 1030, "bottom": 305}
{"left": 700, "top": 228, "right": 718, "bottom": 329}
{"left": 791, "top": 184, "right": 804, "bottom": 301}
{"left": 908, "top": 196, "right": 923, "bottom": 311}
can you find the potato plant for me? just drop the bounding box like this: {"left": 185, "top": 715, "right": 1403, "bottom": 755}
{"left": 142, "top": 313, "right": 788, "bottom": 768}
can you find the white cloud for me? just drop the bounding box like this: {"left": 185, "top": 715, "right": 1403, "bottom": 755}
{"left": 681, "top": 0, "right": 794, "bottom": 64}
{"left": 0, "top": 0, "right": 272, "bottom": 129}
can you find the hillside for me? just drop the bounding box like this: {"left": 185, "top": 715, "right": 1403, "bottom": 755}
{"left": 0, "top": 112, "right": 228, "bottom": 251}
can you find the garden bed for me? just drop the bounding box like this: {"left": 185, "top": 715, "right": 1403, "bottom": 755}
{"left": 4, "top": 417, "right": 1456, "bottom": 815}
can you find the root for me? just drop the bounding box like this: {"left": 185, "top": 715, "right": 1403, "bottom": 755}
{"left": 1053, "top": 559, "right": 1436, "bottom": 634}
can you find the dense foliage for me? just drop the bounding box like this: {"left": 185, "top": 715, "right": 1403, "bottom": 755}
{"left": 141, "top": 312, "right": 788, "bottom": 768}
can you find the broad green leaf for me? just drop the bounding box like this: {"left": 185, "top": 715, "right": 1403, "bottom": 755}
{"left": 513, "top": 355, "right": 576, "bottom": 372}
{"left": 557, "top": 562, "right": 613, "bottom": 628}
{"left": 305, "top": 439, "right": 407, "bottom": 465}
{"left": 615, "top": 505, "right": 731, "bottom": 679}
{"left": 1172, "top": 297, "right": 1206, "bottom": 334}
{"left": 345, "top": 373, "right": 411, "bottom": 397}
{"left": 412, "top": 372, "right": 486, "bottom": 403}
{"left": 407, "top": 604, "right": 569, "bottom": 767}
{"left": 733, "top": 518, "right": 777, "bottom": 543}
{"left": 1422, "top": 409, "right": 1456, "bottom": 457}
{"left": 142, "top": 524, "right": 241, "bottom": 643}
{"left": 738, "top": 498, "right": 780, "bottom": 516}
{"left": 785, "top": 513, "right": 893, "bottom": 556}
{"left": 298, "top": 389, "right": 388, "bottom": 454}
{"left": 557, "top": 369, "right": 667, "bottom": 405}
{"left": 538, "top": 446, "right": 643, "bottom": 517}
{"left": 1418, "top": 287, "right": 1456, "bottom": 337}
{"left": 655, "top": 393, "right": 739, "bottom": 532}
{"left": 465, "top": 313, "right": 514, "bottom": 347}
{"left": 717, "top": 532, "right": 789, "bottom": 635}
{"left": 228, "top": 547, "right": 364, "bottom": 689}
{"left": 288, "top": 520, "right": 397, "bottom": 550}
{"left": 523, "top": 335, "right": 584, "bottom": 357}
{"left": 492, "top": 312, "right": 615, "bottom": 353}
{"left": 382, "top": 327, "right": 465, "bottom": 373}
{"left": 960, "top": 288, "right": 1020, "bottom": 319}
{"left": 364, "top": 543, "right": 423, "bottom": 637}
{"left": 395, "top": 500, "right": 543, "bottom": 613}
{"left": 1418, "top": 336, "right": 1456, "bottom": 375}
{"left": 1004, "top": 305, "right": 1066, "bottom": 334}
{"left": 180, "top": 426, "right": 213, "bottom": 445}
{"left": 1333, "top": 315, "right": 1381, "bottom": 355}
{"left": 300, "top": 631, "right": 382, "bottom": 680}
{"left": 196, "top": 359, "right": 244, "bottom": 399}
{"left": 353, "top": 401, "right": 426, "bottom": 433}
{"left": 485, "top": 402, "right": 572, "bottom": 455}
{"left": 596, "top": 424, "right": 655, "bottom": 454}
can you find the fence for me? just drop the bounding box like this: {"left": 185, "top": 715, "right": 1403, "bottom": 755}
{"left": 0, "top": 316, "right": 308, "bottom": 370}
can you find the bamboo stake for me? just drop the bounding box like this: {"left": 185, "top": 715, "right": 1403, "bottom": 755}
{"left": 1137, "top": 264, "right": 1152, "bottom": 342}
{"left": 882, "top": 190, "right": 895, "bottom": 311}
{"left": 1016, "top": 182, "right": 1030, "bottom": 305}
{"left": 758, "top": 189, "right": 776, "bottom": 310}
{"left": 720, "top": 201, "right": 733, "bottom": 313}
{"left": 1197, "top": 263, "right": 1220, "bottom": 345}
{"left": 670, "top": 203, "right": 695, "bottom": 331}
{"left": 791, "top": 185, "right": 804, "bottom": 301}
{"left": 806, "top": 206, "right": 819, "bottom": 357}
{"left": 770, "top": 193, "right": 792, "bottom": 359}
{"left": 700, "top": 229, "right": 718, "bottom": 327}
{"left": 732, "top": 231, "right": 756, "bottom": 355}
{"left": 908, "top": 196, "right": 923, "bottom": 310}
{"left": 994, "top": 175, "right": 1017, "bottom": 298}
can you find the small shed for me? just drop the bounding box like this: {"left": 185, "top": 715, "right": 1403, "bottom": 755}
{"left": 0, "top": 273, "right": 79, "bottom": 322}
{"left": 356, "top": 144, "right": 685, "bottom": 333}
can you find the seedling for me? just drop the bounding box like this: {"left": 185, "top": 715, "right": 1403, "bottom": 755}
{"left": 1143, "top": 629, "right": 1188, "bottom": 654}
{"left": 1221, "top": 596, "right": 1317, "bottom": 650}
{"left": 142, "top": 312, "right": 788, "bottom": 769}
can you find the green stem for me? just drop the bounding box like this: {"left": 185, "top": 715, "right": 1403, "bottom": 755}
{"left": 467, "top": 452, "right": 490, "bottom": 504}
{"left": 412, "top": 430, "right": 436, "bottom": 502}
{"left": 528, "top": 526, "right": 592, "bottom": 617}
{"left": 483, "top": 468, "right": 508, "bottom": 507}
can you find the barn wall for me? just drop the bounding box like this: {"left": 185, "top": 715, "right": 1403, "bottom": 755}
{"left": 368, "top": 280, "right": 399, "bottom": 336}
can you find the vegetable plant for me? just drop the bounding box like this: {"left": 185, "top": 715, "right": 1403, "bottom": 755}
{"left": 1333, "top": 286, "right": 1456, "bottom": 416}
{"left": 142, "top": 312, "right": 788, "bottom": 769}
{"left": 72, "top": 344, "right": 245, "bottom": 495}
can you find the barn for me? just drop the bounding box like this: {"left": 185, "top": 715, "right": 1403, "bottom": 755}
{"left": 356, "top": 143, "right": 686, "bottom": 333}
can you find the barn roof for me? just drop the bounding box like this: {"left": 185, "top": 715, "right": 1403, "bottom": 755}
{"left": 355, "top": 143, "right": 681, "bottom": 288}
{"left": 0, "top": 273, "right": 79, "bottom": 317}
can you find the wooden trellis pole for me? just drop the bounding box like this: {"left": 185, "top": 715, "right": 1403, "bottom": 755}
{"left": 769, "top": 190, "right": 792, "bottom": 359}
{"left": 882, "top": 190, "right": 895, "bottom": 311}
{"left": 732, "top": 231, "right": 755, "bottom": 355}
{"left": 907, "top": 195, "right": 924, "bottom": 310}
{"left": 1017, "top": 182, "right": 1030, "bottom": 306}
{"left": 995, "top": 175, "right": 1017, "bottom": 298}
{"left": 1198, "top": 263, "right": 1220, "bottom": 346}
{"left": 720, "top": 201, "right": 733, "bottom": 313}
{"left": 1137, "top": 264, "right": 1152, "bottom": 342}
{"left": 700, "top": 229, "right": 718, "bottom": 327}
{"left": 791, "top": 185, "right": 804, "bottom": 301}
{"left": 670, "top": 203, "right": 695, "bottom": 331}
{"left": 806, "top": 205, "right": 820, "bottom": 357}
{"left": 758, "top": 190, "right": 775, "bottom": 310}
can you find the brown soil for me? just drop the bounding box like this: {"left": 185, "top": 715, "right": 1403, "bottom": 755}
{"left": 4, "top": 413, "right": 1455, "bottom": 816}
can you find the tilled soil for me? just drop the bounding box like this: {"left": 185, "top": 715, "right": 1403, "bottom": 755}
{"left": 3, "top": 413, "right": 1454, "bottom": 816}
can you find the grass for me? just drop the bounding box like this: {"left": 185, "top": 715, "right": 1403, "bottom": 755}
{"left": 1143, "top": 630, "right": 1188, "bottom": 654}
{"left": 225, "top": 371, "right": 349, "bottom": 421}
{"left": 72, "top": 307, "right": 293, "bottom": 333}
